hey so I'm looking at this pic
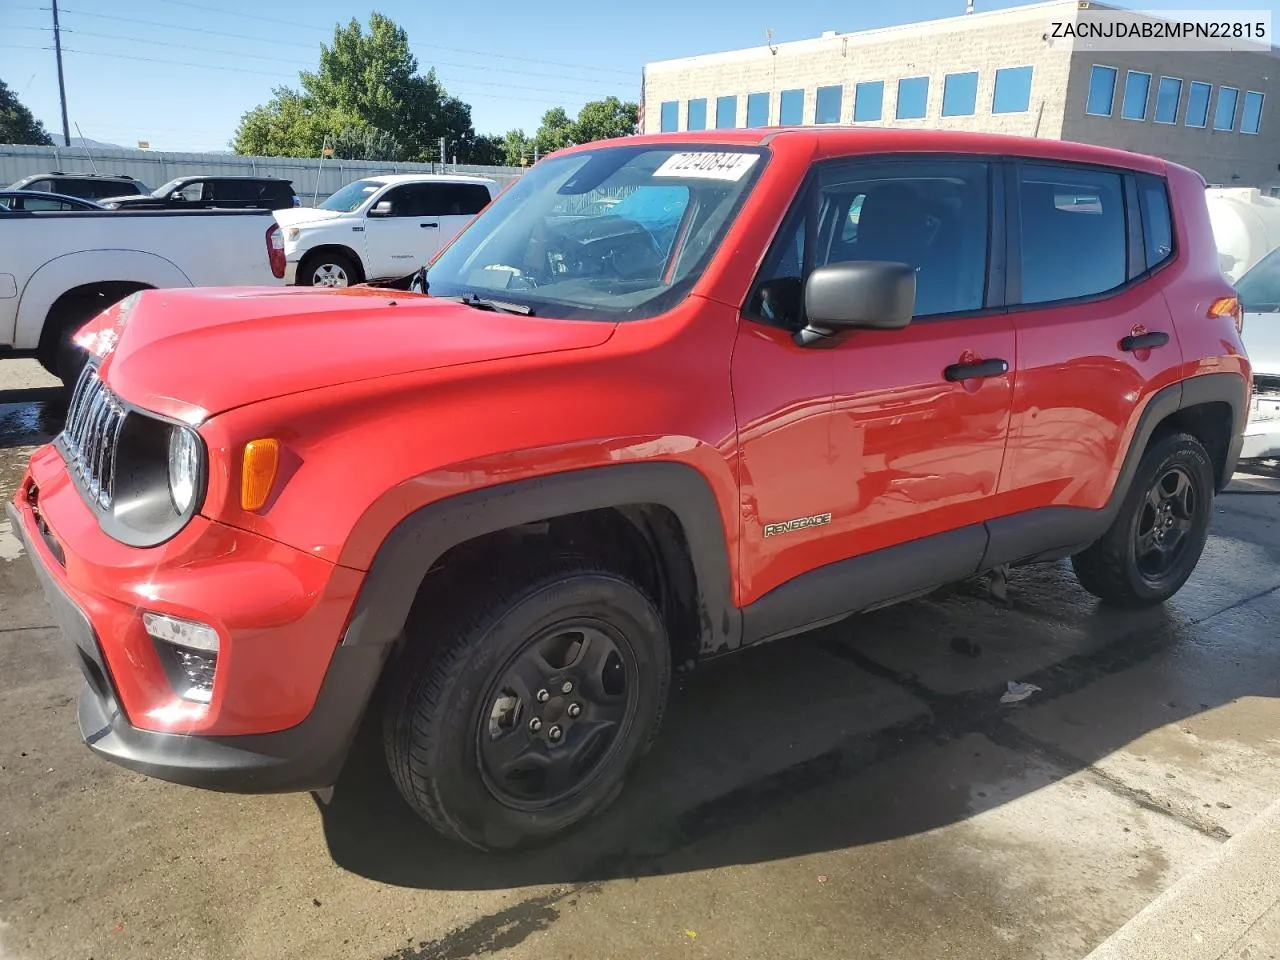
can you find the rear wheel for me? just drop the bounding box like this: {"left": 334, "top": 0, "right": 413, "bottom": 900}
{"left": 1071, "top": 432, "right": 1215, "bottom": 607}
{"left": 382, "top": 560, "right": 671, "bottom": 851}
{"left": 299, "top": 251, "right": 360, "bottom": 288}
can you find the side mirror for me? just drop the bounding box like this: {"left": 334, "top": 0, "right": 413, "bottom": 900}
{"left": 368, "top": 200, "right": 393, "bottom": 217}
{"left": 798, "top": 261, "right": 916, "bottom": 346}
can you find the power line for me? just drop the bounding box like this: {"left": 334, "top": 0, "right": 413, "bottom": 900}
{"left": 50, "top": 4, "right": 638, "bottom": 79}
{"left": 6, "top": 43, "right": 602, "bottom": 106}
{"left": 47, "top": 25, "right": 627, "bottom": 90}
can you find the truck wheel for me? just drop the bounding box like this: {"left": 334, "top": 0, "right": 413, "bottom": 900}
{"left": 299, "top": 252, "right": 359, "bottom": 288}
{"left": 382, "top": 560, "right": 671, "bottom": 851}
{"left": 1071, "top": 431, "right": 1215, "bottom": 607}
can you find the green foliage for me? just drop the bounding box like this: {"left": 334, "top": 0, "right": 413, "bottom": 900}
{"left": 500, "top": 97, "right": 639, "bottom": 166}
{"left": 0, "top": 78, "right": 54, "bottom": 146}
{"left": 232, "top": 13, "right": 477, "bottom": 162}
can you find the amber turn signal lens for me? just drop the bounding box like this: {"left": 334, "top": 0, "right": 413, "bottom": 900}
{"left": 241, "top": 439, "right": 279, "bottom": 512}
{"left": 1209, "top": 296, "right": 1244, "bottom": 334}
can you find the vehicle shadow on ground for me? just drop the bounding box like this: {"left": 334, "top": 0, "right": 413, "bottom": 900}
{"left": 317, "top": 482, "right": 1280, "bottom": 891}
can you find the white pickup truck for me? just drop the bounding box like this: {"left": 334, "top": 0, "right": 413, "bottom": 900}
{"left": 274, "top": 173, "right": 498, "bottom": 287}
{"left": 0, "top": 207, "right": 285, "bottom": 389}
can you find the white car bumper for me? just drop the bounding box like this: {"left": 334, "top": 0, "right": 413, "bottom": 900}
{"left": 1240, "top": 389, "right": 1280, "bottom": 460}
{"left": 284, "top": 260, "right": 299, "bottom": 285}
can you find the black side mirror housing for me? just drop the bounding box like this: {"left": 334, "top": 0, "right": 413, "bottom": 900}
{"left": 797, "top": 261, "right": 916, "bottom": 346}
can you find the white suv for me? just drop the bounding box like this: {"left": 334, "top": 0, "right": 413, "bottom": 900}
{"left": 275, "top": 174, "right": 498, "bottom": 287}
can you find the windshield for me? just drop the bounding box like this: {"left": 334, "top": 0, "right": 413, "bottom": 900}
{"left": 1236, "top": 247, "right": 1280, "bottom": 312}
{"left": 320, "top": 179, "right": 383, "bottom": 212}
{"left": 425, "top": 144, "right": 768, "bottom": 320}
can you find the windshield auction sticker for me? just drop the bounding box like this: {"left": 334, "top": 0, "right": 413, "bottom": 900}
{"left": 654, "top": 152, "right": 760, "bottom": 181}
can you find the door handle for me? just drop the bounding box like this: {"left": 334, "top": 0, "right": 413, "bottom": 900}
{"left": 944, "top": 358, "right": 1009, "bottom": 381}
{"left": 1120, "top": 331, "right": 1169, "bottom": 351}
{"left": 420, "top": 222, "right": 439, "bottom": 229}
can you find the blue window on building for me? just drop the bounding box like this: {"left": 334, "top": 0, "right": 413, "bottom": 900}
{"left": 992, "top": 65, "right": 1033, "bottom": 113}
{"left": 942, "top": 71, "right": 978, "bottom": 117}
{"left": 853, "top": 81, "right": 883, "bottom": 121}
{"left": 1242, "top": 91, "right": 1264, "bottom": 135}
{"left": 659, "top": 100, "right": 679, "bottom": 132}
{"left": 896, "top": 76, "right": 929, "bottom": 119}
{"left": 815, "top": 85, "right": 843, "bottom": 124}
{"left": 716, "top": 95, "right": 737, "bottom": 129}
{"left": 1214, "top": 86, "right": 1239, "bottom": 131}
{"left": 1086, "top": 65, "right": 1118, "bottom": 116}
{"left": 1186, "top": 82, "right": 1211, "bottom": 127}
{"left": 1121, "top": 71, "right": 1150, "bottom": 120}
{"left": 779, "top": 88, "right": 804, "bottom": 125}
{"left": 687, "top": 98, "right": 707, "bottom": 131}
{"left": 1154, "top": 77, "right": 1181, "bottom": 124}
{"left": 746, "top": 91, "right": 770, "bottom": 127}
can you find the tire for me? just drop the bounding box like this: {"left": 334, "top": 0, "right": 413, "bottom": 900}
{"left": 382, "top": 560, "right": 671, "bottom": 851}
{"left": 1071, "top": 431, "right": 1215, "bottom": 607}
{"left": 298, "top": 251, "right": 360, "bottom": 288}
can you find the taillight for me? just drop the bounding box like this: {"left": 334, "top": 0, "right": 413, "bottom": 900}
{"left": 1208, "top": 296, "right": 1244, "bottom": 334}
{"left": 266, "top": 223, "right": 285, "bottom": 279}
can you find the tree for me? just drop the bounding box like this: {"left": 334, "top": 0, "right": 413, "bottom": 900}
{"left": 573, "top": 97, "right": 639, "bottom": 143}
{"left": 533, "top": 107, "right": 576, "bottom": 157}
{"left": 464, "top": 134, "right": 506, "bottom": 167}
{"left": 0, "top": 78, "right": 53, "bottom": 146}
{"left": 500, "top": 129, "right": 531, "bottom": 166}
{"left": 232, "top": 13, "right": 478, "bottom": 162}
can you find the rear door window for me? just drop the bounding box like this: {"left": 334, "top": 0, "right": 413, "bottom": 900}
{"left": 1137, "top": 174, "right": 1174, "bottom": 270}
{"left": 1016, "top": 165, "right": 1127, "bottom": 304}
{"left": 420, "top": 183, "right": 493, "bottom": 216}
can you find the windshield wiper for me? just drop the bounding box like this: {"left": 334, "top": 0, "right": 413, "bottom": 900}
{"left": 444, "top": 294, "right": 535, "bottom": 316}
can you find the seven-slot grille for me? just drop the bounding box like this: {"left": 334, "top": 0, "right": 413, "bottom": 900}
{"left": 57, "top": 364, "right": 127, "bottom": 510}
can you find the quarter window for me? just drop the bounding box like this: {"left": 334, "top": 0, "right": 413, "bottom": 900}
{"left": 1241, "top": 91, "right": 1264, "bottom": 135}
{"left": 1214, "top": 87, "right": 1239, "bottom": 131}
{"left": 815, "top": 85, "right": 843, "bottom": 124}
{"left": 1017, "top": 165, "right": 1127, "bottom": 304}
{"left": 746, "top": 92, "right": 770, "bottom": 127}
{"left": 992, "top": 66, "right": 1033, "bottom": 114}
{"left": 896, "top": 76, "right": 929, "bottom": 119}
{"left": 687, "top": 98, "right": 707, "bottom": 131}
{"left": 779, "top": 89, "right": 804, "bottom": 125}
{"left": 1186, "top": 82, "right": 1211, "bottom": 127}
{"left": 1138, "top": 174, "right": 1174, "bottom": 270}
{"left": 1121, "top": 71, "right": 1151, "bottom": 120}
{"left": 660, "top": 100, "right": 679, "bottom": 132}
{"left": 853, "top": 81, "right": 884, "bottom": 122}
{"left": 1086, "top": 65, "right": 1118, "bottom": 116}
{"left": 942, "top": 72, "right": 979, "bottom": 117}
{"left": 1154, "top": 77, "right": 1182, "bottom": 124}
{"left": 716, "top": 95, "right": 737, "bottom": 129}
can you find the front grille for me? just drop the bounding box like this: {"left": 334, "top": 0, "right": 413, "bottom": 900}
{"left": 57, "top": 364, "right": 127, "bottom": 510}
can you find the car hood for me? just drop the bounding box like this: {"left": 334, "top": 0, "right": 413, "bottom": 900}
{"left": 78, "top": 286, "right": 617, "bottom": 422}
{"left": 273, "top": 206, "right": 346, "bottom": 228}
{"left": 1243, "top": 312, "right": 1280, "bottom": 376}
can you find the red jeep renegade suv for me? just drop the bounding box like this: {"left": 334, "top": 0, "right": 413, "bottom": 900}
{"left": 9, "top": 129, "right": 1250, "bottom": 851}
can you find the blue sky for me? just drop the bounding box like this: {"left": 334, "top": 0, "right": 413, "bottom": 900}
{"left": 0, "top": 0, "right": 1272, "bottom": 151}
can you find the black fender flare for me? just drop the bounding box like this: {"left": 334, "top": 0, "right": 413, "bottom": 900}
{"left": 340, "top": 461, "right": 741, "bottom": 656}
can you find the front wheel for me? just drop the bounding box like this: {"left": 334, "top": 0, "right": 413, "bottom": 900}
{"left": 382, "top": 561, "right": 671, "bottom": 851}
{"left": 1071, "top": 431, "right": 1215, "bottom": 607}
{"left": 298, "top": 251, "right": 360, "bottom": 288}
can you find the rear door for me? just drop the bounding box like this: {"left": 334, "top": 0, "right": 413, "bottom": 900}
{"left": 426, "top": 182, "right": 494, "bottom": 249}
{"left": 995, "top": 162, "right": 1184, "bottom": 523}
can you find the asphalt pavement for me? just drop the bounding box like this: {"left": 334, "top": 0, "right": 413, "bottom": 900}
{"left": 2, "top": 358, "right": 1279, "bottom": 960}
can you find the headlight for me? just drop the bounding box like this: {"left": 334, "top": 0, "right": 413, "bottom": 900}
{"left": 168, "top": 426, "right": 200, "bottom": 513}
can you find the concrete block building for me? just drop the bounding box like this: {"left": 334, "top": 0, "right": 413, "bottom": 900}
{"left": 642, "top": 0, "right": 1280, "bottom": 190}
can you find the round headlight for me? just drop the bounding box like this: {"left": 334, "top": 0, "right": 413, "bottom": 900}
{"left": 167, "top": 426, "right": 200, "bottom": 513}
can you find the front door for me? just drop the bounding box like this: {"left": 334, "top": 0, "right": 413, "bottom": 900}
{"left": 362, "top": 184, "right": 440, "bottom": 279}
{"left": 732, "top": 155, "right": 1016, "bottom": 618}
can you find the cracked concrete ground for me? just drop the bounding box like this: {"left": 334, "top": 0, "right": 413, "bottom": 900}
{"left": 2, "top": 358, "right": 1279, "bottom": 960}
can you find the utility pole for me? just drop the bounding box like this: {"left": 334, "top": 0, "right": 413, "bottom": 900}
{"left": 439, "top": 136, "right": 447, "bottom": 171}
{"left": 51, "top": 0, "right": 71, "bottom": 146}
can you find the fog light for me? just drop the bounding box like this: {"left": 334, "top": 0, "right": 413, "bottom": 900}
{"left": 143, "top": 613, "right": 219, "bottom": 703}
{"left": 142, "top": 612, "right": 219, "bottom": 652}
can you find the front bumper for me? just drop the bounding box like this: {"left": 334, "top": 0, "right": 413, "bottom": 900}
{"left": 1240, "top": 391, "right": 1280, "bottom": 461}
{"left": 7, "top": 453, "right": 386, "bottom": 793}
